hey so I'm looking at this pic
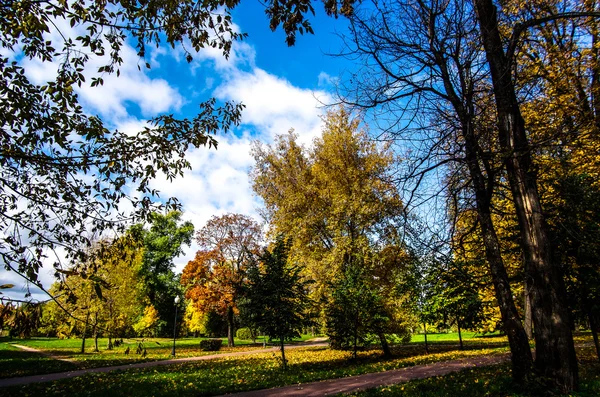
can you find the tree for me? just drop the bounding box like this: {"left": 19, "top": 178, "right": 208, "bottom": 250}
{"left": 240, "top": 236, "right": 313, "bottom": 369}
{"left": 336, "top": 0, "right": 533, "bottom": 381}
{"left": 426, "top": 260, "right": 485, "bottom": 350}
{"left": 471, "top": 0, "right": 585, "bottom": 390}
{"left": 181, "top": 213, "right": 262, "bottom": 347}
{"left": 251, "top": 107, "right": 406, "bottom": 296}
{"left": 137, "top": 211, "right": 193, "bottom": 336}
{"left": 325, "top": 254, "right": 391, "bottom": 358}
{"left": 40, "top": 232, "right": 145, "bottom": 348}
{"left": 0, "top": 0, "right": 356, "bottom": 294}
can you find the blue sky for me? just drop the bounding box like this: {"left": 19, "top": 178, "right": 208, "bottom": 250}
{"left": 2, "top": 4, "right": 355, "bottom": 300}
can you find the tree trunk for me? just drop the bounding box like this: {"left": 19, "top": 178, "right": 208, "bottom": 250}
{"left": 423, "top": 322, "right": 429, "bottom": 354}
{"left": 378, "top": 332, "right": 391, "bottom": 357}
{"left": 433, "top": 23, "right": 534, "bottom": 382}
{"left": 524, "top": 285, "right": 534, "bottom": 340}
{"left": 589, "top": 310, "right": 600, "bottom": 362}
{"left": 81, "top": 311, "right": 90, "bottom": 354}
{"left": 457, "top": 318, "right": 463, "bottom": 351}
{"left": 227, "top": 306, "right": 235, "bottom": 347}
{"left": 353, "top": 306, "right": 359, "bottom": 360}
{"left": 93, "top": 313, "right": 99, "bottom": 352}
{"left": 473, "top": 0, "right": 578, "bottom": 391}
{"left": 280, "top": 336, "right": 287, "bottom": 370}
{"left": 461, "top": 118, "right": 534, "bottom": 382}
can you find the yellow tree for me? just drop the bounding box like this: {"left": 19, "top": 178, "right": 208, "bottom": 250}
{"left": 251, "top": 107, "right": 411, "bottom": 339}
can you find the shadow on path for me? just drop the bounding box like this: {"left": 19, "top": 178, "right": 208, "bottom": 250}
{"left": 220, "top": 354, "right": 510, "bottom": 397}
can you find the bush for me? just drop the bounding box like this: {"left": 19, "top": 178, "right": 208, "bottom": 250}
{"left": 236, "top": 327, "right": 254, "bottom": 340}
{"left": 200, "top": 339, "right": 222, "bottom": 351}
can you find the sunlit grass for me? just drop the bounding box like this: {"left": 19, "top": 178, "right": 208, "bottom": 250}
{"left": 0, "top": 334, "right": 320, "bottom": 377}
{"left": 344, "top": 343, "right": 600, "bottom": 396}
{"left": 2, "top": 333, "right": 595, "bottom": 396}
{"left": 2, "top": 338, "right": 511, "bottom": 396}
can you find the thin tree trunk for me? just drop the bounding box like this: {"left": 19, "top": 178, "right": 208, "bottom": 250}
{"left": 460, "top": 118, "right": 534, "bottom": 382}
{"left": 93, "top": 313, "right": 99, "bottom": 352}
{"left": 227, "top": 306, "right": 235, "bottom": 347}
{"left": 378, "top": 332, "right": 391, "bottom": 357}
{"left": 524, "top": 285, "right": 534, "bottom": 339}
{"left": 589, "top": 310, "right": 600, "bottom": 362}
{"left": 81, "top": 311, "right": 90, "bottom": 354}
{"left": 280, "top": 336, "right": 287, "bottom": 370}
{"left": 432, "top": 25, "right": 534, "bottom": 382}
{"left": 423, "top": 322, "right": 429, "bottom": 354}
{"left": 353, "top": 306, "right": 359, "bottom": 360}
{"left": 457, "top": 318, "right": 463, "bottom": 351}
{"left": 473, "top": 0, "right": 578, "bottom": 391}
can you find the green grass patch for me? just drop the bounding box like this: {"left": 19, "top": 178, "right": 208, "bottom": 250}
{"left": 0, "top": 334, "right": 323, "bottom": 378}
{"left": 409, "top": 331, "right": 504, "bottom": 344}
{"left": 0, "top": 336, "right": 265, "bottom": 377}
{"left": 2, "top": 340, "right": 510, "bottom": 396}
{"left": 0, "top": 342, "right": 77, "bottom": 379}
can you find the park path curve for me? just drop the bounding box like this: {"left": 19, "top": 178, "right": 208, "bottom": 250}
{"left": 0, "top": 341, "right": 327, "bottom": 388}
{"left": 220, "top": 354, "right": 510, "bottom": 397}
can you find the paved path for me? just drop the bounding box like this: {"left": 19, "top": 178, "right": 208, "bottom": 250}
{"left": 221, "top": 354, "right": 510, "bottom": 397}
{"left": 11, "top": 344, "right": 77, "bottom": 364}
{"left": 0, "top": 342, "right": 327, "bottom": 388}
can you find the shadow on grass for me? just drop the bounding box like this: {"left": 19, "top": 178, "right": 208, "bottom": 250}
{"left": 0, "top": 349, "right": 78, "bottom": 379}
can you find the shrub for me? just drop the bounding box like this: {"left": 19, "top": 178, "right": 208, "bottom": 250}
{"left": 236, "top": 327, "right": 254, "bottom": 340}
{"left": 200, "top": 339, "right": 222, "bottom": 351}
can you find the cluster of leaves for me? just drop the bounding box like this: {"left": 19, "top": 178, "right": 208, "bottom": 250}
{"left": 0, "top": 0, "right": 361, "bottom": 293}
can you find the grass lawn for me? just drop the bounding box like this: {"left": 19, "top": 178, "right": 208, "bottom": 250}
{"left": 0, "top": 342, "right": 77, "bottom": 379}
{"left": 0, "top": 334, "right": 320, "bottom": 378}
{"left": 2, "top": 333, "right": 595, "bottom": 396}
{"left": 0, "top": 336, "right": 512, "bottom": 397}
{"left": 409, "top": 331, "right": 503, "bottom": 343}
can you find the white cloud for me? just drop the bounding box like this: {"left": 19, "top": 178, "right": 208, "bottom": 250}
{"left": 19, "top": 17, "right": 183, "bottom": 124}
{"left": 2, "top": 15, "right": 336, "bottom": 293}
{"left": 214, "top": 68, "right": 330, "bottom": 144}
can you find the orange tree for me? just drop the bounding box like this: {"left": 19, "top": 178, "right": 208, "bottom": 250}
{"left": 181, "top": 214, "right": 261, "bottom": 346}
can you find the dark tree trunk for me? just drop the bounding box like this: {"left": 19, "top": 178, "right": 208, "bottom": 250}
{"left": 353, "top": 306, "right": 359, "bottom": 360}
{"left": 430, "top": 15, "right": 534, "bottom": 382}
{"left": 81, "top": 311, "right": 90, "bottom": 354}
{"left": 378, "top": 332, "right": 391, "bottom": 357}
{"left": 227, "top": 306, "right": 235, "bottom": 347}
{"left": 589, "top": 310, "right": 600, "bottom": 362}
{"left": 457, "top": 318, "right": 463, "bottom": 351}
{"left": 473, "top": 0, "right": 578, "bottom": 391}
{"left": 459, "top": 117, "right": 534, "bottom": 383}
{"left": 93, "top": 313, "right": 99, "bottom": 352}
{"left": 280, "top": 336, "right": 287, "bottom": 370}
{"left": 525, "top": 286, "right": 534, "bottom": 340}
{"left": 423, "top": 322, "right": 429, "bottom": 354}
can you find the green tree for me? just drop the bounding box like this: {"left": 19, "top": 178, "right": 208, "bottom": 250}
{"left": 137, "top": 211, "right": 193, "bottom": 336}
{"left": 240, "top": 236, "right": 313, "bottom": 369}
{"left": 325, "top": 254, "right": 391, "bottom": 358}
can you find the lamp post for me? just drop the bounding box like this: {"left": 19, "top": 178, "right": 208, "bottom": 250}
{"left": 171, "top": 295, "right": 180, "bottom": 357}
